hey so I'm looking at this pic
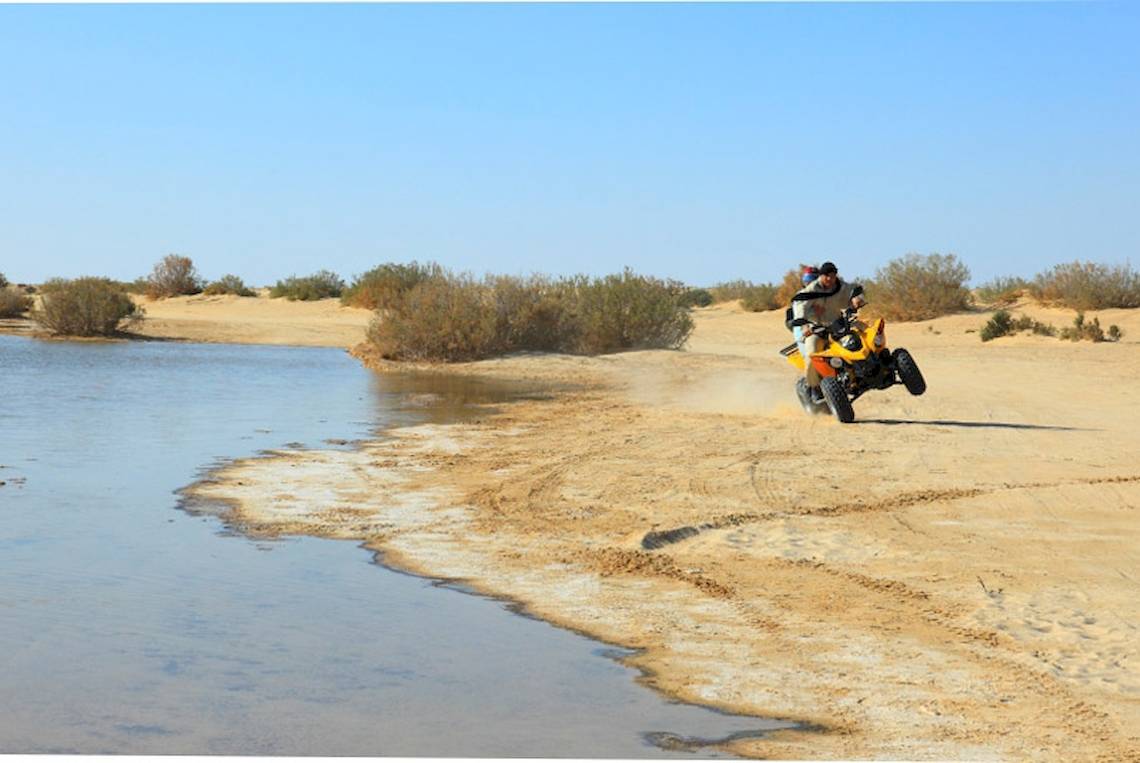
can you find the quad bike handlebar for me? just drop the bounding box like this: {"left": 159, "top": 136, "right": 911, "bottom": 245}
{"left": 807, "top": 306, "right": 860, "bottom": 339}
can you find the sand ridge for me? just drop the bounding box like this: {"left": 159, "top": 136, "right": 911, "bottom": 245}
{"left": 183, "top": 301, "right": 1139, "bottom": 759}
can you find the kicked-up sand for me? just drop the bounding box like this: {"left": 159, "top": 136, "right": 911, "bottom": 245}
{"left": 174, "top": 299, "right": 1137, "bottom": 759}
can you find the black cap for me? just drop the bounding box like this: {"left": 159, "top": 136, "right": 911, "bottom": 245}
{"left": 819, "top": 261, "right": 838, "bottom": 275}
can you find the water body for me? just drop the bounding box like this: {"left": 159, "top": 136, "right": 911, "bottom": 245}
{"left": 0, "top": 335, "right": 790, "bottom": 756}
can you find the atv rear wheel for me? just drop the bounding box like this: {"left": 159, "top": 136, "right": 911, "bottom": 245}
{"left": 795, "top": 378, "right": 814, "bottom": 415}
{"left": 894, "top": 348, "right": 926, "bottom": 396}
{"left": 820, "top": 376, "right": 855, "bottom": 423}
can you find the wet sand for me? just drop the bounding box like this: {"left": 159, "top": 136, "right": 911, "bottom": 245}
{"left": 177, "top": 299, "right": 1140, "bottom": 760}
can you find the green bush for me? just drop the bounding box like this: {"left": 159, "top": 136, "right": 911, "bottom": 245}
{"left": 980, "top": 309, "right": 1124, "bottom": 343}
{"left": 32, "top": 277, "right": 142, "bottom": 336}
{"left": 0, "top": 287, "right": 33, "bottom": 318}
{"left": 975, "top": 276, "right": 1031, "bottom": 305}
{"left": 270, "top": 270, "right": 345, "bottom": 301}
{"left": 979, "top": 310, "right": 1014, "bottom": 342}
{"left": 0, "top": 272, "right": 8, "bottom": 288}
{"left": 1030, "top": 261, "right": 1140, "bottom": 310}
{"left": 368, "top": 267, "right": 694, "bottom": 361}
{"left": 203, "top": 274, "right": 256, "bottom": 297}
{"left": 1059, "top": 312, "right": 1123, "bottom": 343}
{"left": 865, "top": 253, "right": 972, "bottom": 321}
{"left": 342, "top": 261, "right": 441, "bottom": 309}
{"left": 677, "top": 288, "right": 714, "bottom": 308}
{"left": 146, "top": 254, "right": 204, "bottom": 299}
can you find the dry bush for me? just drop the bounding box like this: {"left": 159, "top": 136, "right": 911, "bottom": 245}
{"left": 975, "top": 276, "right": 1032, "bottom": 306}
{"left": 342, "top": 261, "right": 441, "bottom": 309}
{"left": 146, "top": 254, "right": 204, "bottom": 299}
{"left": 203, "top": 274, "right": 256, "bottom": 297}
{"left": 367, "top": 272, "right": 500, "bottom": 361}
{"left": 677, "top": 288, "right": 714, "bottom": 308}
{"left": 775, "top": 267, "right": 812, "bottom": 306}
{"left": 0, "top": 272, "right": 8, "bottom": 288}
{"left": 572, "top": 270, "right": 694, "bottom": 354}
{"left": 864, "top": 253, "right": 972, "bottom": 321}
{"left": 0, "top": 287, "right": 33, "bottom": 317}
{"left": 739, "top": 284, "right": 781, "bottom": 312}
{"left": 368, "top": 268, "right": 693, "bottom": 361}
{"left": 32, "top": 277, "right": 142, "bottom": 336}
{"left": 270, "top": 270, "right": 345, "bottom": 300}
{"left": 711, "top": 267, "right": 808, "bottom": 312}
{"left": 709, "top": 279, "right": 753, "bottom": 303}
{"left": 1030, "top": 261, "right": 1140, "bottom": 310}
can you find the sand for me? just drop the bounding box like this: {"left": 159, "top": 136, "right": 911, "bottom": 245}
{"left": 91, "top": 298, "right": 1140, "bottom": 758}
{"left": 123, "top": 292, "right": 374, "bottom": 347}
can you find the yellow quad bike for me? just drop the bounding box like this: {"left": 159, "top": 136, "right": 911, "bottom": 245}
{"left": 780, "top": 307, "right": 926, "bottom": 423}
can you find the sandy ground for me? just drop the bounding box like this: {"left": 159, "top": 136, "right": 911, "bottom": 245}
{"left": 173, "top": 300, "right": 1135, "bottom": 759}
{"left": 126, "top": 292, "right": 373, "bottom": 347}
{"left": 0, "top": 291, "right": 373, "bottom": 347}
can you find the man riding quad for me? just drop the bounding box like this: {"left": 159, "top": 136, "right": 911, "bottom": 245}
{"left": 788, "top": 261, "right": 865, "bottom": 404}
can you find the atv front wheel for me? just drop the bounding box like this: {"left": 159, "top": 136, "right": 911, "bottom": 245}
{"left": 894, "top": 348, "right": 926, "bottom": 396}
{"left": 820, "top": 376, "right": 855, "bottom": 423}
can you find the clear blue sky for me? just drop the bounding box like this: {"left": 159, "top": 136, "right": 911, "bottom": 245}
{"left": 2, "top": 2, "right": 1137, "bottom": 287}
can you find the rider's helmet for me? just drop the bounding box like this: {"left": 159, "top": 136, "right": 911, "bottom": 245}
{"left": 801, "top": 265, "right": 819, "bottom": 286}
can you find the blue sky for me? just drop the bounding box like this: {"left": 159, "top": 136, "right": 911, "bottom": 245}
{"left": 2, "top": 2, "right": 1137, "bottom": 287}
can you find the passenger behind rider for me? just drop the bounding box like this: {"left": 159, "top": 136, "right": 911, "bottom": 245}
{"left": 788, "top": 261, "right": 866, "bottom": 402}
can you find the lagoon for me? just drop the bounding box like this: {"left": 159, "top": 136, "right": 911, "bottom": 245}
{"left": 0, "top": 336, "right": 784, "bottom": 756}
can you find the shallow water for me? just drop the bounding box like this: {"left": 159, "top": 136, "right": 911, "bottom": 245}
{"left": 0, "top": 335, "right": 789, "bottom": 756}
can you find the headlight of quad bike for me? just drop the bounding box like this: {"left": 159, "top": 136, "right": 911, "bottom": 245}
{"left": 841, "top": 334, "right": 862, "bottom": 352}
{"left": 829, "top": 357, "right": 844, "bottom": 369}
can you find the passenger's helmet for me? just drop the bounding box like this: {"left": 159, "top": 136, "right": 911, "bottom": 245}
{"left": 802, "top": 265, "right": 820, "bottom": 286}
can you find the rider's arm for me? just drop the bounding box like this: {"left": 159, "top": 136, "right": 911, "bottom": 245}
{"left": 790, "top": 296, "right": 810, "bottom": 327}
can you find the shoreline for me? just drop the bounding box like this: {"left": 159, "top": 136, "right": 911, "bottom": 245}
{"left": 13, "top": 297, "right": 1140, "bottom": 759}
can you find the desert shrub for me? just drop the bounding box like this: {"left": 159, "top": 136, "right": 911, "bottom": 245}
{"left": 341, "top": 261, "right": 442, "bottom": 309}
{"left": 1030, "top": 261, "right": 1140, "bottom": 310}
{"left": 864, "top": 253, "right": 972, "bottom": 322}
{"left": 368, "top": 267, "right": 693, "bottom": 361}
{"left": 270, "top": 270, "right": 345, "bottom": 301}
{"left": 486, "top": 274, "right": 576, "bottom": 352}
{"left": 979, "top": 310, "right": 1014, "bottom": 342}
{"left": 0, "top": 272, "right": 7, "bottom": 288}
{"left": 709, "top": 280, "right": 753, "bottom": 303}
{"left": 975, "top": 276, "right": 1032, "bottom": 306}
{"left": 710, "top": 271, "right": 800, "bottom": 311}
{"left": 0, "top": 288, "right": 33, "bottom": 318}
{"left": 677, "top": 288, "right": 714, "bottom": 308}
{"left": 203, "top": 274, "right": 256, "bottom": 297}
{"left": 32, "top": 277, "right": 142, "bottom": 336}
{"left": 572, "top": 270, "right": 694, "bottom": 354}
{"left": 739, "top": 284, "right": 782, "bottom": 312}
{"left": 1059, "top": 312, "right": 1123, "bottom": 343}
{"left": 774, "top": 267, "right": 813, "bottom": 307}
{"left": 367, "top": 272, "right": 501, "bottom": 361}
{"left": 146, "top": 254, "right": 204, "bottom": 299}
